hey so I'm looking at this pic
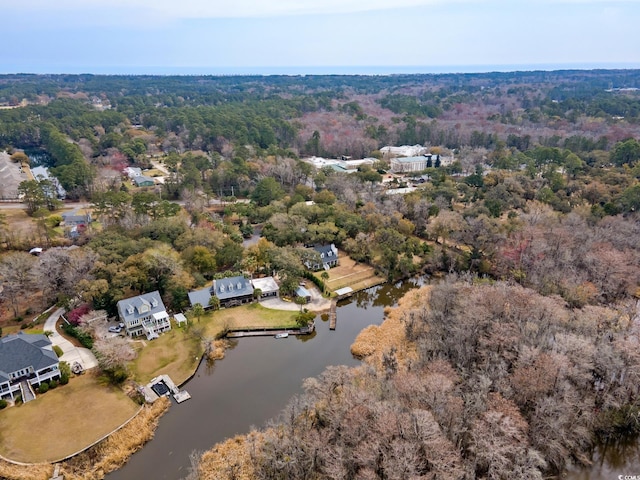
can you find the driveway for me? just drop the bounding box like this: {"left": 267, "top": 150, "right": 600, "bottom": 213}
{"left": 260, "top": 284, "right": 332, "bottom": 312}
{"left": 43, "top": 308, "right": 99, "bottom": 371}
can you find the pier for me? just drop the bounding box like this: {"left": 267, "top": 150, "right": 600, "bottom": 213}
{"left": 225, "top": 321, "right": 315, "bottom": 339}
{"left": 329, "top": 300, "right": 337, "bottom": 330}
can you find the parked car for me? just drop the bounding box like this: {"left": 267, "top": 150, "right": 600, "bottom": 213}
{"left": 108, "top": 325, "right": 122, "bottom": 333}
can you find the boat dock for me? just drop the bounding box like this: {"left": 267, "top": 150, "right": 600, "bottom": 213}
{"left": 140, "top": 374, "right": 191, "bottom": 404}
{"left": 329, "top": 300, "right": 337, "bottom": 330}
{"left": 226, "top": 322, "right": 315, "bottom": 339}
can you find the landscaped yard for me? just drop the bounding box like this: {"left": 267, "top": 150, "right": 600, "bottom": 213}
{"left": 130, "top": 327, "right": 201, "bottom": 385}
{"left": 130, "top": 303, "right": 298, "bottom": 385}
{"left": 0, "top": 373, "right": 140, "bottom": 463}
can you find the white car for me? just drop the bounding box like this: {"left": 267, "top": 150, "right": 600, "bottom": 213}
{"left": 108, "top": 325, "right": 122, "bottom": 333}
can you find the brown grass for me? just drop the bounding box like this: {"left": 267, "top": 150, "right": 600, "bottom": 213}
{"left": 59, "top": 396, "right": 170, "bottom": 480}
{"left": 0, "top": 373, "right": 140, "bottom": 464}
{"left": 350, "top": 285, "right": 431, "bottom": 370}
{"left": 317, "top": 253, "right": 385, "bottom": 292}
{"left": 199, "top": 432, "right": 260, "bottom": 480}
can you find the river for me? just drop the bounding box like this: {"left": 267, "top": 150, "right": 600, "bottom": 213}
{"left": 107, "top": 279, "right": 424, "bottom": 480}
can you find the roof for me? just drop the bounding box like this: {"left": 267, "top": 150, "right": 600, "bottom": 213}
{"left": 134, "top": 175, "right": 155, "bottom": 186}
{"left": 212, "top": 276, "right": 254, "bottom": 300}
{"left": 313, "top": 243, "right": 338, "bottom": 258}
{"left": 117, "top": 291, "right": 167, "bottom": 323}
{"left": 188, "top": 287, "right": 212, "bottom": 307}
{"left": 174, "top": 313, "right": 187, "bottom": 324}
{"left": 0, "top": 332, "right": 58, "bottom": 381}
{"left": 296, "top": 286, "right": 311, "bottom": 298}
{"left": 335, "top": 287, "right": 353, "bottom": 296}
{"left": 392, "top": 156, "right": 430, "bottom": 164}
{"left": 250, "top": 277, "right": 279, "bottom": 293}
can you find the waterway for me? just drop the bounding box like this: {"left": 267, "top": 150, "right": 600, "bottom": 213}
{"left": 107, "top": 278, "right": 424, "bottom": 480}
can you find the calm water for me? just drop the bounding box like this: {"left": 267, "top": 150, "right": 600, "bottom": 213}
{"left": 107, "top": 279, "right": 423, "bottom": 480}
{"left": 564, "top": 440, "right": 640, "bottom": 480}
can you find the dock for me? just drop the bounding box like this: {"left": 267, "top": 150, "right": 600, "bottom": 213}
{"left": 329, "top": 300, "right": 337, "bottom": 330}
{"left": 225, "top": 322, "right": 315, "bottom": 339}
{"left": 140, "top": 374, "right": 191, "bottom": 404}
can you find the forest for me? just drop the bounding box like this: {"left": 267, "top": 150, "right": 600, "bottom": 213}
{"left": 1, "top": 69, "right": 640, "bottom": 478}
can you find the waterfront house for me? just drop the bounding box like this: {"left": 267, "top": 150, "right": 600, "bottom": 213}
{"left": 0, "top": 332, "right": 60, "bottom": 402}
{"left": 306, "top": 243, "right": 339, "bottom": 271}
{"left": 117, "top": 291, "right": 171, "bottom": 339}
{"left": 188, "top": 275, "right": 255, "bottom": 309}
{"left": 250, "top": 276, "right": 279, "bottom": 298}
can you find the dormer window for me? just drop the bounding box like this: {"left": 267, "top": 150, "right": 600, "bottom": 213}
{"left": 127, "top": 305, "right": 134, "bottom": 314}
{"left": 237, "top": 282, "right": 242, "bottom": 289}
{"left": 229, "top": 284, "right": 234, "bottom": 291}
{"left": 327, "top": 251, "right": 332, "bottom": 256}
{"left": 220, "top": 285, "right": 225, "bottom": 292}
{"left": 151, "top": 298, "right": 158, "bottom": 307}
{"left": 321, "top": 253, "right": 325, "bottom": 258}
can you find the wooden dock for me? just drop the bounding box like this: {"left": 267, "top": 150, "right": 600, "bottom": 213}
{"left": 329, "top": 300, "right": 337, "bottom": 330}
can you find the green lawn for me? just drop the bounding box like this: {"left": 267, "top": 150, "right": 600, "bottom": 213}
{"left": 130, "top": 303, "right": 297, "bottom": 385}
{"left": 0, "top": 373, "right": 140, "bottom": 463}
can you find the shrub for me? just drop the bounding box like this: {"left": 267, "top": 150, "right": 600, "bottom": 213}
{"left": 48, "top": 380, "right": 58, "bottom": 389}
{"left": 53, "top": 345, "right": 64, "bottom": 357}
{"left": 0, "top": 399, "right": 7, "bottom": 409}
{"left": 38, "top": 382, "right": 49, "bottom": 394}
{"left": 14, "top": 316, "right": 23, "bottom": 323}
{"left": 62, "top": 323, "right": 93, "bottom": 349}
{"left": 20, "top": 323, "right": 28, "bottom": 330}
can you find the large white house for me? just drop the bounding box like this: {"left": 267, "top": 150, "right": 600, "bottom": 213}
{"left": 0, "top": 332, "right": 60, "bottom": 402}
{"left": 117, "top": 291, "right": 171, "bottom": 340}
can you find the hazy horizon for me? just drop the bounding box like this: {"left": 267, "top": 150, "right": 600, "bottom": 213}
{"left": 4, "top": 62, "right": 640, "bottom": 77}
{"left": 2, "top": 1, "right": 639, "bottom": 75}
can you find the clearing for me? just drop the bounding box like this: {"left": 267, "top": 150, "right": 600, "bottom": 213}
{"left": 317, "top": 253, "right": 385, "bottom": 293}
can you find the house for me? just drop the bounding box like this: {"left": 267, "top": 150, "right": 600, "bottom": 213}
{"left": 189, "top": 275, "right": 254, "bottom": 309}
{"left": 61, "top": 210, "right": 92, "bottom": 238}
{"left": 124, "top": 166, "right": 142, "bottom": 179}
{"left": 295, "top": 286, "right": 311, "bottom": 304}
{"left": 133, "top": 175, "right": 155, "bottom": 187}
{"left": 390, "top": 155, "right": 432, "bottom": 173}
{"left": 250, "top": 277, "right": 279, "bottom": 298}
{"left": 306, "top": 243, "right": 339, "bottom": 271}
{"left": 117, "top": 291, "right": 171, "bottom": 339}
{"left": 0, "top": 332, "right": 60, "bottom": 402}
{"left": 61, "top": 211, "right": 92, "bottom": 227}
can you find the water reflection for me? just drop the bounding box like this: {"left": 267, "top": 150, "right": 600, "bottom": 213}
{"left": 565, "top": 438, "right": 640, "bottom": 480}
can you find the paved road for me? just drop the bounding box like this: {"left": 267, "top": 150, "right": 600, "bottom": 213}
{"left": 43, "top": 308, "right": 99, "bottom": 371}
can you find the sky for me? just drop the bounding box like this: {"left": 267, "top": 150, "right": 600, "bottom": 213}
{"left": 2, "top": 0, "right": 640, "bottom": 74}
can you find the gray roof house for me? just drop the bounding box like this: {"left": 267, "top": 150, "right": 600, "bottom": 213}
{"left": 306, "top": 243, "right": 339, "bottom": 271}
{"left": 0, "top": 332, "right": 60, "bottom": 402}
{"left": 188, "top": 275, "right": 254, "bottom": 309}
{"left": 61, "top": 210, "right": 92, "bottom": 227}
{"left": 117, "top": 291, "right": 171, "bottom": 339}
{"left": 133, "top": 175, "right": 155, "bottom": 187}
